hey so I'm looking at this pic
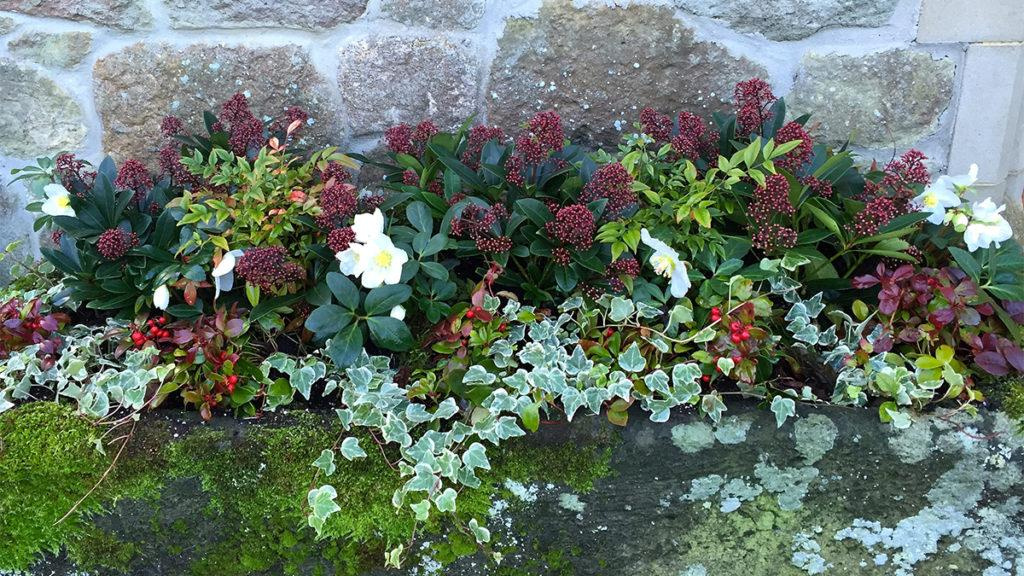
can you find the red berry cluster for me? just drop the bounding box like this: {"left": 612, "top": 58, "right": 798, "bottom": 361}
{"left": 606, "top": 257, "right": 641, "bottom": 293}
{"left": 132, "top": 315, "right": 170, "bottom": 348}
{"left": 671, "top": 111, "right": 715, "bottom": 160}
{"left": 462, "top": 125, "right": 505, "bottom": 170}
{"left": 320, "top": 161, "right": 352, "bottom": 186}
{"left": 55, "top": 152, "right": 96, "bottom": 190}
{"left": 639, "top": 107, "right": 672, "bottom": 142}
{"left": 327, "top": 227, "right": 356, "bottom": 253}
{"left": 219, "top": 93, "right": 266, "bottom": 156}
{"left": 851, "top": 196, "right": 900, "bottom": 237}
{"left": 315, "top": 181, "right": 359, "bottom": 231}
{"left": 96, "top": 228, "right": 139, "bottom": 261}
{"left": 114, "top": 158, "right": 152, "bottom": 203}
{"left": 160, "top": 115, "right": 184, "bottom": 137}
{"left": 773, "top": 121, "right": 814, "bottom": 172}
{"left": 235, "top": 246, "right": 305, "bottom": 291}
{"left": 504, "top": 155, "right": 525, "bottom": 187}
{"left": 451, "top": 203, "right": 506, "bottom": 242}
{"left": 475, "top": 236, "right": 513, "bottom": 254}
{"left": 384, "top": 120, "right": 438, "bottom": 156}
{"left": 749, "top": 173, "right": 794, "bottom": 223}
{"left": 801, "top": 175, "right": 833, "bottom": 198}
{"left": 545, "top": 204, "right": 595, "bottom": 251}
{"left": 728, "top": 320, "right": 752, "bottom": 344}
{"left": 752, "top": 223, "right": 798, "bottom": 253}
{"left": 580, "top": 162, "right": 637, "bottom": 217}
{"left": 735, "top": 78, "right": 777, "bottom": 135}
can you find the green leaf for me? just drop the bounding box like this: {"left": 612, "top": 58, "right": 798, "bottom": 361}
{"left": 515, "top": 198, "right": 552, "bottom": 228}
{"left": 305, "top": 305, "right": 353, "bottom": 339}
{"left": 406, "top": 201, "right": 433, "bottom": 234}
{"left": 327, "top": 272, "right": 360, "bottom": 310}
{"left": 364, "top": 284, "right": 412, "bottom": 316}
{"left": 520, "top": 401, "right": 540, "bottom": 433}
{"left": 326, "top": 323, "right": 364, "bottom": 368}
{"left": 434, "top": 488, "right": 458, "bottom": 513}
{"left": 367, "top": 316, "right": 414, "bottom": 351}
{"left": 948, "top": 246, "right": 981, "bottom": 281}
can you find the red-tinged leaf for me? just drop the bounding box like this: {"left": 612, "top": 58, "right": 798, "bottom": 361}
{"left": 184, "top": 282, "right": 197, "bottom": 306}
{"left": 975, "top": 351, "right": 1009, "bottom": 376}
{"left": 852, "top": 274, "right": 880, "bottom": 289}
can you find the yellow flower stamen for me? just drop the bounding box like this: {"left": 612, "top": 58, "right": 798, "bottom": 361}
{"left": 374, "top": 250, "right": 393, "bottom": 268}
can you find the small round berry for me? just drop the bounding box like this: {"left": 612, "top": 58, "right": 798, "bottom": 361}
{"left": 730, "top": 321, "right": 742, "bottom": 332}
{"left": 701, "top": 375, "right": 711, "bottom": 383}
{"left": 227, "top": 375, "right": 239, "bottom": 386}
{"left": 465, "top": 309, "right": 476, "bottom": 319}
{"left": 741, "top": 330, "right": 751, "bottom": 341}
{"left": 711, "top": 307, "right": 721, "bottom": 315}
{"left": 730, "top": 333, "right": 742, "bottom": 344}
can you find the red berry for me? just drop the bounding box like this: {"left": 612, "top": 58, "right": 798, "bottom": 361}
{"left": 604, "top": 328, "right": 615, "bottom": 338}
{"left": 158, "top": 316, "right": 167, "bottom": 325}
{"left": 730, "top": 321, "right": 742, "bottom": 332}
{"left": 701, "top": 375, "right": 710, "bottom": 383}
{"left": 227, "top": 375, "right": 239, "bottom": 386}
{"left": 741, "top": 330, "right": 751, "bottom": 341}
{"left": 465, "top": 309, "right": 475, "bottom": 319}
{"left": 711, "top": 306, "right": 721, "bottom": 315}
{"left": 730, "top": 333, "right": 742, "bottom": 344}
{"left": 499, "top": 322, "right": 508, "bottom": 331}
{"left": 227, "top": 383, "right": 236, "bottom": 393}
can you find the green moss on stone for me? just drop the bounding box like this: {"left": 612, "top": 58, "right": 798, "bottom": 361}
{"left": 0, "top": 403, "right": 108, "bottom": 569}
{"left": 0, "top": 404, "right": 616, "bottom": 575}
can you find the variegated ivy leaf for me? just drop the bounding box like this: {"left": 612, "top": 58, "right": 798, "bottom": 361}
{"left": 700, "top": 392, "right": 727, "bottom": 423}
{"left": 501, "top": 370, "right": 531, "bottom": 395}
{"left": 716, "top": 357, "right": 736, "bottom": 375}
{"left": 518, "top": 342, "right": 548, "bottom": 366}
{"left": 565, "top": 345, "right": 592, "bottom": 375}
{"left": 583, "top": 387, "right": 608, "bottom": 414}
{"left": 636, "top": 301, "right": 661, "bottom": 319}
{"left": 384, "top": 544, "right": 404, "bottom": 569}
{"left": 530, "top": 366, "right": 567, "bottom": 395}
{"left": 558, "top": 296, "right": 584, "bottom": 312}
{"left": 647, "top": 335, "right": 670, "bottom": 353}
{"left": 561, "top": 387, "right": 584, "bottom": 421}
{"left": 606, "top": 373, "right": 633, "bottom": 401}
{"left": 434, "top": 487, "right": 458, "bottom": 513}
{"left": 643, "top": 370, "right": 670, "bottom": 395}
{"left": 313, "top": 449, "right": 336, "bottom": 476}
{"left": 382, "top": 415, "right": 412, "bottom": 447}
{"left": 340, "top": 437, "right": 367, "bottom": 460}
{"left": 609, "top": 296, "right": 635, "bottom": 322}
{"left": 502, "top": 299, "right": 522, "bottom": 316}
{"left": 410, "top": 499, "right": 431, "bottom": 521}
{"left": 464, "top": 365, "right": 497, "bottom": 385}
{"left": 431, "top": 397, "right": 459, "bottom": 421}
{"left": 619, "top": 342, "right": 646, "bottom": 373}
{"left": 469, "top": 518, "right": 491, "bottom": 544}
{"left": 404, "top": 462, "right": 438, "bottom": 493}
{"left": 306, "top": 485, "right": 341, "bottom": 534}
{"left": 346, "top": 365, "right": 374, "bottom": 388}
{"left": 770, "top": 396, "right": 796, "bottom": 428}
{"left": 461, "top": 442, "right": 491, "bottom": 472}
{"left": 483, "top": 294, "right": 501, "bottom": 312}
{"left": 405, "top": 403, "right": 433, "bottom": 423}
{"left": 483, "top": 389, "right": 518, "bottom": 414}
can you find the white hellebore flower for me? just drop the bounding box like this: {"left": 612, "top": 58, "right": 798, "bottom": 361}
{"left": 390, "top": 305, "right": 407, "bottom": 321}
{"left": 964, "top": 198, "right": 1013, "bottom": 252}
{"left": 913, "top": 181, "right": 962, "bottom": 225}
{"left": 335, "top": 209, "right": 409, "bottom": 289}
{"left": 350, "top": 234, "right": 409, "bottom": 289}
{"left": 640, "top": 228, "right": 691, "bottom": 298}
{"left": 41, "top": 183, "right": 76, "bottom": 218}
{"left": 939, "top": 163, "right": 979, "bottom": 191}
{"left": 153, "top": 284, "right": 170, "bottom": 310}
{"left": 212, "top": 249, "right": 245, "bottom": 299}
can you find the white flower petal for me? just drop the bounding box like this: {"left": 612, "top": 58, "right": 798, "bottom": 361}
{"left": 352, "top": 209, "right": 386, "bottom": 243}
{"left": 639, "top": 228, "right": 677, "bottom": 259}
{"left": 153, "top": 285, "right": 170, "bottom": 310}
{"left": 390, "top": 305, "right": 406, "bottom": 321}
{"left": 212, "top": 251, "right": 238, "bottom": 278}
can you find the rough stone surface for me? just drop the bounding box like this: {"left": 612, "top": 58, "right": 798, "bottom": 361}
{"left": 0, "top": 0, "right": 151, "bottom": 30}
{"left": 487, "top": 0, "right": 767, "bottom": 147}
{"left": 7, "top": 31, "right": 92, "bottom": 68}
{"left": 381, "top": 0, "right": 485, "bottom": 30}
{"left": 0, "top": 15, "right": 15, "bottom": 34}
{"left": 787, "top": 49, "right": 955, "bottom": 149}
{"left": 918, "top": 0, "right": 1024, "bottom": 42}
{"left": 337, "top": 35, "right": 479, "bottom": 137}
{"left": 22, "top": 404, "right": 1024, "bottom": 575}
{"left": 93, "top": 43, "right": 342, "bottom": 165}
{"left": 673, "top": 0, "right": 900, "bottom": 41}
{"left": 0, "top": 183, "right": 40, "bottom": 286}
{"left": 164, "top": 0, "right": 367, "bottom": 30}
{"left": 0, "top": 59, "right": 87, "bottom": 157}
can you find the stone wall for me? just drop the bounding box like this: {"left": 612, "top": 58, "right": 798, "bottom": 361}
{"left": 0, "top": 0, "right": 1022, "bottom": 276}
